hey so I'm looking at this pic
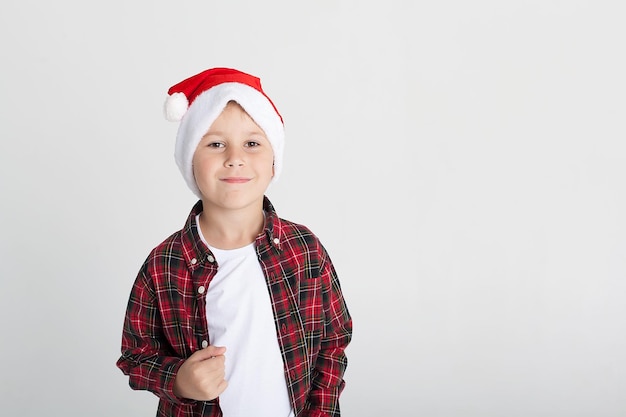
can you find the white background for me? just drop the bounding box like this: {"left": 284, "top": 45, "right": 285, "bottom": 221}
{"left": 1, "top": 1, "right": 625, "bottom": 416}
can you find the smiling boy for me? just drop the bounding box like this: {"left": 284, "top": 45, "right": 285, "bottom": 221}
{"left": 116, "top": 68, "right": 352, "bottom": 417}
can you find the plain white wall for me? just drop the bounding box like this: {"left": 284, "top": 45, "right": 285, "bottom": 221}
{"left": 1, "top": 1, "right": 625, "bottom": 416}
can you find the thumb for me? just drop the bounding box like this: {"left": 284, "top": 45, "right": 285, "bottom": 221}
{"left": 193, "top": 344, "right": 226, "bottom": 360}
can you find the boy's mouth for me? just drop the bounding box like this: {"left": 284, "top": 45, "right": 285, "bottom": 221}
{"left": 221, "top": 177, "right": 251, "bottom": 184}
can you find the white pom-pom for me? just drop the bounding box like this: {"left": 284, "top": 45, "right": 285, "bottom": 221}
{"left": 164, "top": 92, "right": 189, "bottom": 121}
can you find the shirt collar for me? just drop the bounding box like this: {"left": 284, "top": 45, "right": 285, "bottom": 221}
{"left": 262, "top": 196, "right": 283, "bottom": 251}
{"left": 180, "top": 196, "right": 283, "bottom": 269}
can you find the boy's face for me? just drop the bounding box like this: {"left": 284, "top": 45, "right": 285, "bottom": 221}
{"left": 192, "top": 102, "right": 274, "bottom": 211}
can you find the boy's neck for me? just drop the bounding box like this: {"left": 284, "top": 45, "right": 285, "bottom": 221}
{"left": 197, "top": 201, "right": 265, "bottom": 250}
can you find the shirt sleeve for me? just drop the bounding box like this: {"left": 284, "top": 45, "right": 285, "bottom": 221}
{"left": 116, "top": 266, "right": 193, "bottom": 406}
{"left": 304, "top": 243, "right": 353, "bottom": 417}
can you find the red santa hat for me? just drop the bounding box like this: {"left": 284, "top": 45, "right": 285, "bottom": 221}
{"left": 164, "top": 67, "right": 285, "bottom": 198}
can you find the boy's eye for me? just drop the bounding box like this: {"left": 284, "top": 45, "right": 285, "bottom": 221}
{"left": 245, "top": 141, "right": 260, "bottom": 147}
{"left": 207, "top": 142, "right": 224, "bottom": 148}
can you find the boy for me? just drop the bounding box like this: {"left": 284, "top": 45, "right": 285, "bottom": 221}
{"left": 116, "top": 67, "right": 352, "bottom": 417}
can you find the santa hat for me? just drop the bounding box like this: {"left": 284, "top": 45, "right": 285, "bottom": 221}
{"left": 164, "top": 67, "right": 285, "bottom": 198}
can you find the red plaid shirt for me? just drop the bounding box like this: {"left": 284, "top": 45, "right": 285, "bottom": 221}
{"left": 117, "top": 197, "right": 352, "bottom": 417}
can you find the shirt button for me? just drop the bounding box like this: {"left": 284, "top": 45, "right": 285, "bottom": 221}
{"left": 197, "top": 286, "right": 205, "bottom": 294}
{"left": 273, "top": 238, "right": 280, "bottom": 244}
{"left": 191, "top": 258, "right": 197, "bottom": 265}
{"left": 207, "top": 255, "right": 215, "bottom": 263}
{"left": 201, "top": 340, "right": 209, "bottom": 349}
{"left": 281, "top": 323, "right": 287, "bottom": 333}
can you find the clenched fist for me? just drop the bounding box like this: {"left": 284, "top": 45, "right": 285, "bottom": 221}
{"left": 173, "top": 345, "right": 228, "bottom": 401}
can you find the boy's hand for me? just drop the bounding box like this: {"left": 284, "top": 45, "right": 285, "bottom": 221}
{"left": 173, "top": 345, "right": 228, "bottom": 401}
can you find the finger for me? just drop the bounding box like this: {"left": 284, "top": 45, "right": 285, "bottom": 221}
{"left": 200, "top": 354, "right": 226, "bottom": 373}
{"left": 216, "top": 379, "right": 229, "bottom": 396}
{"left": 200, "top": 378, "right": 228, "bottom": 402}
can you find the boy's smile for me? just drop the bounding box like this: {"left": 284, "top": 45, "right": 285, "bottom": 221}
{"left": 220, "top": 176, "right": 252, "bottom": 184}
{"left": 192, "top": 101, "right": 274, "bottom": 212}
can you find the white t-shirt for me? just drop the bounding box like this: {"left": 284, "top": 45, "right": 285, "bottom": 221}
{"left": 197, "top": 218, "right": 294, "bottom": 417}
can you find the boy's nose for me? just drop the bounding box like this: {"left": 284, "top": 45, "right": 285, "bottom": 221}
{"left": 224, "top": 151, "right": 245, "bottom": 167}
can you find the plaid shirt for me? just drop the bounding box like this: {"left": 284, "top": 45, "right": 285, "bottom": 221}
{"left": 117, "top": 197, "right": 352, "bottom": 417}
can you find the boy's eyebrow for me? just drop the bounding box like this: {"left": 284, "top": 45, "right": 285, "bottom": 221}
{"left": 202, "top": 129, "right": 267, "bottom": 138}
